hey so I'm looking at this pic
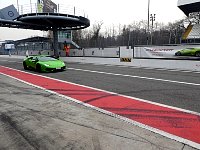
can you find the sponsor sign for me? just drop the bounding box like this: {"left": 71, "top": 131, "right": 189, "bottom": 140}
{"left": 144, "top": 47, "right": 176, "bottom": 58}
{"left": 135, "top": 45, "right": 200, "bottom": 58}
{"left": 37, "top": 0, "right": 57, "bottom": 13}
{"left": 0, "top": 5, "right": 19, "bottom": 20}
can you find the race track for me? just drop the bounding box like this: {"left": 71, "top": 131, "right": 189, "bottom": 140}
{"left": 0, "top": 57, "right": 199, "bottom": 112}
{"left": 0, "top": 57, "right": 200, "bottom": 149}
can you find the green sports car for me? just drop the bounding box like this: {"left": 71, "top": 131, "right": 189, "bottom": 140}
{"left": 175, "top": 48, "right": 200, "bottom": 57}
{"left": 23, "top": 55, "right": 66, "bottom": 72}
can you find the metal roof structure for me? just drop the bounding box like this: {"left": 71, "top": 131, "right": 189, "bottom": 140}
{"left": 0, "top": 1, "right": 90, "bottom": 57}
{"left": 13, "top": 36, "right": 50, "bottom": 44}
{"left": 0, "top": 13, "right": 90, "bottom": 31}
{"left": 16, "top": 13, "right": 90, "bottom": 30}
{"left": 178, "top": 0, "right": 200, "bottom": 16}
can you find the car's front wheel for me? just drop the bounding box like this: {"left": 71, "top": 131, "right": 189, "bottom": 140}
{"left": 195, "top": 52, "right": 200, "bottom": 57}
{"left": 23, "top": 62, "right": 28, "bottom": 70}
{"left": 175, "top": 52, "right": 181, "bottom": 56}
{"left": 36, "top": 64, "right": 42, "bottom": 72}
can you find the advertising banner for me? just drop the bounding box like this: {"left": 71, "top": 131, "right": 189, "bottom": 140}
{"left": 0, "top": 5, "right": 19, "bottom": 20}
{"left": 135, "top": 45, "right": 200, "bottom": 58}
{"left": 37, "top": 0, "right": 57, "bottom": 13}
{"left": 37, "top": 0, "right": 43, "bottom": 13}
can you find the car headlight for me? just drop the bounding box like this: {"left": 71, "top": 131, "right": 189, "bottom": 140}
{"left": 44, "top": 64, "right": 50, "bottom": 67}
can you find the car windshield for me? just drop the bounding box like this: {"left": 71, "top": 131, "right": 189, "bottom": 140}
{"left": 37, "top": 56, "right": 57, "bottom": 61}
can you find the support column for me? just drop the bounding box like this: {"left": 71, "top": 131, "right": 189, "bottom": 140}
{"left": 53, "top": 28, "right": 59, "bottom": 57}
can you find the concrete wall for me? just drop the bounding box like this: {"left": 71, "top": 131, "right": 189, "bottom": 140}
{"left": 3, "top": 45, "right": 200, "bottom": 71}
{"left": 8, "top": 46, "right": 133, "bottom": 58}
{"left": 63, "top": 57, "right": 200, "bottom": 71}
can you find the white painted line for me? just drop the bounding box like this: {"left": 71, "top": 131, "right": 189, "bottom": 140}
{"left": 155, "top": 68, "right": 195, "bottom": 74}
{"left": 181, "top": 70, "right": 193, "bottom": 73}
{"left": 194, "top": 72, "right": 200, "bottom": 74}
{"left": 138, "top": 67, "right": 195, "bottom": 74}
{"left": 104, "top": 64, "right": 115, "bottom": 67}
{"left": 0, "top": 60, "right": 20, "bottom": 63}
{"left": 1, "top": 66, "right": 200, "bottom": 149}
{"left": 130, "top": 66, "right": 141, "bottom": 68}
{"left": 118, "top": 65, "right": 129, "bottom": 67}
{"left": 93, "top": 64, "right": 103, "bottom": 65}
{"left": 142, "top": 67, "right": 154, "bottom": 70}
{"left": 155, "top": 68, "right": 168, "bottom": 71}
{"left": 168, "top": 69, "right": 179, "bottom": 72}
{"left": 2, "top": 66, "right": 200, "bottom": 115}
{"left": 67, "top": 67, "right": 200, "bottom": 86}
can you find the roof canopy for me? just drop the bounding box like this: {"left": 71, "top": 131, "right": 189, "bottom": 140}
{"left": 178, "top": 0, "right": 200, "bottom": 16}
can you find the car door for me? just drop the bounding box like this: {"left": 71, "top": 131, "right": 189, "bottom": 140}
{"left": 29, "top": 56, "right": 38, "bottom": 69}
{"left": 183, "top": 48, "right": 194, "bottom": 56}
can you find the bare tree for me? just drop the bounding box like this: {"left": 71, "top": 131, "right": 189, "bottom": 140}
{"left": 71, "top": 19, "right": 185, "bottom": 48}
{"left": 91, "top": 21, "right": 103, "bottom": 47}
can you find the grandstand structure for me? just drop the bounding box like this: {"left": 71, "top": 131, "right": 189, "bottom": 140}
{"left": 178, "top": 0, "right": 200, "bottom": 43}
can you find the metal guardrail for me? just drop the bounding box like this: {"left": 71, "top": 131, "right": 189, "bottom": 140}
{"left": 15, "top": 3, "right": 88, "bottom": 18}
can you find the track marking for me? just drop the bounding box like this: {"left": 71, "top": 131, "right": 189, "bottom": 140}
{"left": 118, "top": 65, "right": 129, "bottom": 67}
{"left": 168, "top": 69, "right": 180, "bottom": 72}
{"left": 0, "top": 66, "right": 200, "bottom": 149}
{"left": 104, "top": 64, "right": 115, "bottom": 67}
{"left": 156, "top": 68, "right": 168, "bottom": 71}
{"left": 2, "top": 58, "right": 200, "bottom": 74}
{"left": 194, "top": 71, "right": 200, "bottom": 74}
{"left": 68, "top": 67, "right": 200, "bottom": 86}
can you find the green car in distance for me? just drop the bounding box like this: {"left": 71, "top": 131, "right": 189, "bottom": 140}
{"left": 23, "top": 55, "right": 66, "bottom": 72}
{"left": 175, "top": 48, "right": 200, "bottom": 57}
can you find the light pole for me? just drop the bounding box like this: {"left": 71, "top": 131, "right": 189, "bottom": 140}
{"left": 150, "top": 14, "right": 156, "bottom": 29}
{"left": 147, "top": 0, "right": 150, "bottom": 45}
{"left": 150, "top": 14, "right": 156, "bottom": 45}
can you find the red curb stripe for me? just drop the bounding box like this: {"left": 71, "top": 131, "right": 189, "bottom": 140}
{"left": 1, "top": 66, "right": 200, "bottom": 145}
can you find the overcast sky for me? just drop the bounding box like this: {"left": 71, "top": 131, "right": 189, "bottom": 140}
{"left": 0, "top": 0, "right": 185, "bottom": 41}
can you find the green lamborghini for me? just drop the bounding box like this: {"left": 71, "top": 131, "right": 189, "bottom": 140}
{"left": 175, "top": 48, "right": 200, "bottom": 57}
{"left": 23, "top": 55, "right": 66, "bottom": 72}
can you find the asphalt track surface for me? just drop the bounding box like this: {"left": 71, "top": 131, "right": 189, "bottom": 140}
{"left": 0, "top": 57, "right": 200, "bottom": 149}
{"left": 0, "top": 57, "right": 199, "bottom": 113}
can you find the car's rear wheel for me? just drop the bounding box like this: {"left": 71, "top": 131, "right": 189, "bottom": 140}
{"left": 36, "top": 64, "right": 42, "bottom": 72}
{"left": 195, "top": 52, "right": 200, "bottom": 57}
{"left": 23, "top": 62, "right": 28, "bottom": 70}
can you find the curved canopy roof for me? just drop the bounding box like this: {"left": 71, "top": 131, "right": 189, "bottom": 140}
{"left": 0, "top": 13, "right": 90, "bottom": 31}
{"left": 178, "top": 0, "right": 200, "bottom": 16}
{"left": 16, "top": 13, "right": 90, "bottom": 30}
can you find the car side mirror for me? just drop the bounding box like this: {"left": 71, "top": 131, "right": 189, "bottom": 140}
{"left": 32, "top": 59, "right": 38, "bottom": 62}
